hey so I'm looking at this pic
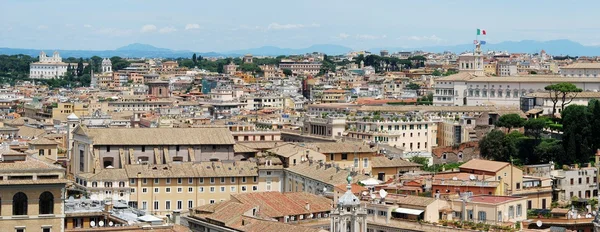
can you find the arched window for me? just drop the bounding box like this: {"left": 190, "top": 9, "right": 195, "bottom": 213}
{"left": 13, "top": 192, "right": 28, "bottom": 215}
{"left": 39, "top": 191, "right": 54, "bottom": 214}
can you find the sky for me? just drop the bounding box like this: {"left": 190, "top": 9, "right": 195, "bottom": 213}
{"left": 2, "top": 0, "right": 600, "bottom": 52}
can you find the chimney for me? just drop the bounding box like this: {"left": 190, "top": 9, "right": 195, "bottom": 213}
{"left": 172, "top": 210, "right": 181, "bottom": 224}
{"left": 104, "top": 202, "right": 113, "bottom": 212}
{"left": 305, "top": 202, "right": 310, "bottom": 211}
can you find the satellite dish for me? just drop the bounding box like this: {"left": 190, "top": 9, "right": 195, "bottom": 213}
{"left": 469, "top": 174, "right": 476, "bottom": 180}
{"left": 99, "top": 221, "right": 105, "bottom": 227}
{"left": 109, "top": 221, "right": 114, "bottom": 227}
{"left": 452, "top": 177, "right": 458, "bottom": 181}
{"left": 536, "top": 220, "right": 542, "bottom": 227}
{"left": 90, "top": 221, "right": 96, "bottom": 227}
{"left": 370, "top": 193, "right": 376, "bottom": 199}
{"left": 379, "top": 189, "right": 388, "bottom": 198}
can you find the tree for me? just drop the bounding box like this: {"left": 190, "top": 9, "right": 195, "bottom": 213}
{"left": 588, "top": 100, "right": 600, "bottom": 151}
{"left": 534, "top": 139, "right": 564, "bottom": 164}
{"left": 432, "top": 70, "right": 442, "bottom": 76}
{"left": 524, "top": 117, "right": 548, "bottom": 139}
{"left": 443, "top": 70, "right": 458, "bottom": 76}
{"left": 405, "top": 83, "right": 420, "bottom": 91}
{"left": 479, "top": 129, "right": 517, "bottom": 162}
{"left": 561, "top": 105, "right": 591, "bottom": 164}
{"left": 409, "top": 156, "right": 429, "bottom": 169}
{"left": 282, "top": 69, "right": 293, "bottom": 76}
{"left": 239, "top": 63, "right": 261, "bottom": 73}
{"left": 495, "top": 114, "right": 525, "bottom": 132}
{"left": 192, "top": 53, "right": 197, "bottom": 65}
{"left": 110, "top": 56, "right": 131, "bottom": 71}
{"left": 76, "top": 58, "right": 84, "bottom": 77}
{"left": 90, "top": 56, "right": 102, "bottom": 72}
{"left": 545, "top": 83, "right": 583, "bottom": 115}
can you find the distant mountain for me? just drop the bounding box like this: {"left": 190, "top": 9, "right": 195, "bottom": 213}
{"left": 0, "top": 43, "right": 234, "bottom": 58}
{"left": 372, "top": 40, "right": 600, "bottom": 56}
{"left": 227, "top": 44, "right": 353, "bottom": 56}
{"left": 116, "top": 43, "right": 173, "bottom": 52}
{"left": 2, "top": 40, "right": 600, "bottom": 58}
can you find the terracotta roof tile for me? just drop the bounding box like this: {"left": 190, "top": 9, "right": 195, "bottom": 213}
{"left": 370, "top": 156, "right": 421, "bottom": 168}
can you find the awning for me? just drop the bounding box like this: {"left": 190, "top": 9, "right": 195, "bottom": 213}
{"left": 394, "top": 208, "right": 424, "bottom": 215}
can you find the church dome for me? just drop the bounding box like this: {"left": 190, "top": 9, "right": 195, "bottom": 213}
{"left": 67, "top": 113, "right": 79, "bottom": 121}
{"left": 338, "top": 175, "right": 360, "bottom": 206}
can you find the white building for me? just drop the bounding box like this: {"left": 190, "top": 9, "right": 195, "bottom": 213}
{"left": 29, "top": 51, "right": 69, "bottom": 79}
{"left": 101, "top": 58, "right": 113, "bottom": 73}
{"left": 433, "top": 45, "right": 600, "bottom": 107}
{"left": 497, "top": 62, "right": 518, "bottom": 76}
{"left": 527, "top": 91, "right": 600, "bottom": 115}
{"left": 560, "top": 63, "right": 600, "bottom": 77}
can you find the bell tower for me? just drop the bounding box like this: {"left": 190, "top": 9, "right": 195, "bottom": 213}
{"left": 458, "top": 42, "right": 484, "bottom": 76}
{"left": 330, "top": 175, "right": 368, "bottom": 232}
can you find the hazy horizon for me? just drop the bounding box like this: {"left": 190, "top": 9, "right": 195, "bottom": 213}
{"left": 3, "top": 0, "right": 600, "bottom": 52}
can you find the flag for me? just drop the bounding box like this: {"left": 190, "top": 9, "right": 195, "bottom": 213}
{"left": 477, "top": 29, "right": 486, "bottom": 35}
{"left": 473, "top": 40, "right": 478, "bottom": 44}
{"left": 480, "top": 41, "right": 487, "bottom": 45}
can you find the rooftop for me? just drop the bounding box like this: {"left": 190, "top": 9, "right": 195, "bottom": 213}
{"left": 467, "top": 195, "right": 524, "bottom": 204}
{"left": 561, "top": 63, "right": 600, "bottom": 69}
{"left": 82, "top": 127, "right": 235, "bottom": 145}
{"left": 370, "top": 156, "right": 421, "bottom": 168}
{"left": 459, "top": 159, "right": 510, "bottom": 173}
{"left": 285, "top": 162, "right": 368, "bottom": 186}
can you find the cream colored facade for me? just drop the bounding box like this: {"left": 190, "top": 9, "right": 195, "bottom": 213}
{"left": 347, "top": 119, "right": 438, "bottom": 154}
{"left": 0, "top": 154, "right": 68, "bottom": 232}
{"left": 484, "top": 62, "right": 497, "bottom": 76}
{"left": 52, "top": 102, "right": 90, "bottom": 120}
{"left": 437, "top": 119, "right": 476, "bottom": 147}
{"left": 125, "top": 161, "right": 283, "bottom": 216}
{"left": 449, "top": 196, "right": 527, "bottom": 225}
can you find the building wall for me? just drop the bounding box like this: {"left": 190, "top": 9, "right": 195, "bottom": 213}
{"left": 554, "top": 168, "right": 598, "bottom": 202}
{"left": 349, "top": 120, "right": 437, "bottom": 153}
{"left": 130, "top": 176, "right": 262, "bottom": 215}
{"left": 446, "top": 80, "right": 600, "bottom": 107}
{"left": 233, "top": 132, "right": 281, "bottom": 142}
{"left": 325, "top": 152, "right": 377, "bottom": 173}
{"left": 83, "top": 144, "right": 235, "bottom": 169}
{"left": 0, "top": 184, "right": 65, "bottom": 232}
{"left": 450, "top": 198, "right": 527, "bottom": 224}
{"left": 372, "top": 166, "right": 420, "bottom": 182}
{"left": 284, "top": 171, "right": 332, "bottom": 195}
{"left": 520, "top": 192, "right": 552, "bottom": 210}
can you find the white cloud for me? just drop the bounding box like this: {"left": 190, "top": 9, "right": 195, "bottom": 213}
{"left": 84, "top": 24, "right": 92, "bottom": 28}
{"left": 159, "top": 26, "right": 177, "bottom": 34}
{"left": 338, "top": 33, "right": 350, "bottom": 39}
{"left": 402, "top": 35, "right": 443, "bottom": 42}
{"left": 140, "top": 24, "right": 157, "bottom": 33}
{"left": 37, "top": 25, "right": 48, "bottom": 30}
{"left": 355, "top": 34, "right": 380, "bottom": 40}
{"left": 185, "top": 24, "right": 200, "bottom": 30}
{"left": 94, "top": 28, "right": 133, "bottom": 37}
{"left": 232, "top": 25, "right": 262, "bottom": 31}
{"left": 267, "top": 23, "right": 320, "bottom": 30}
